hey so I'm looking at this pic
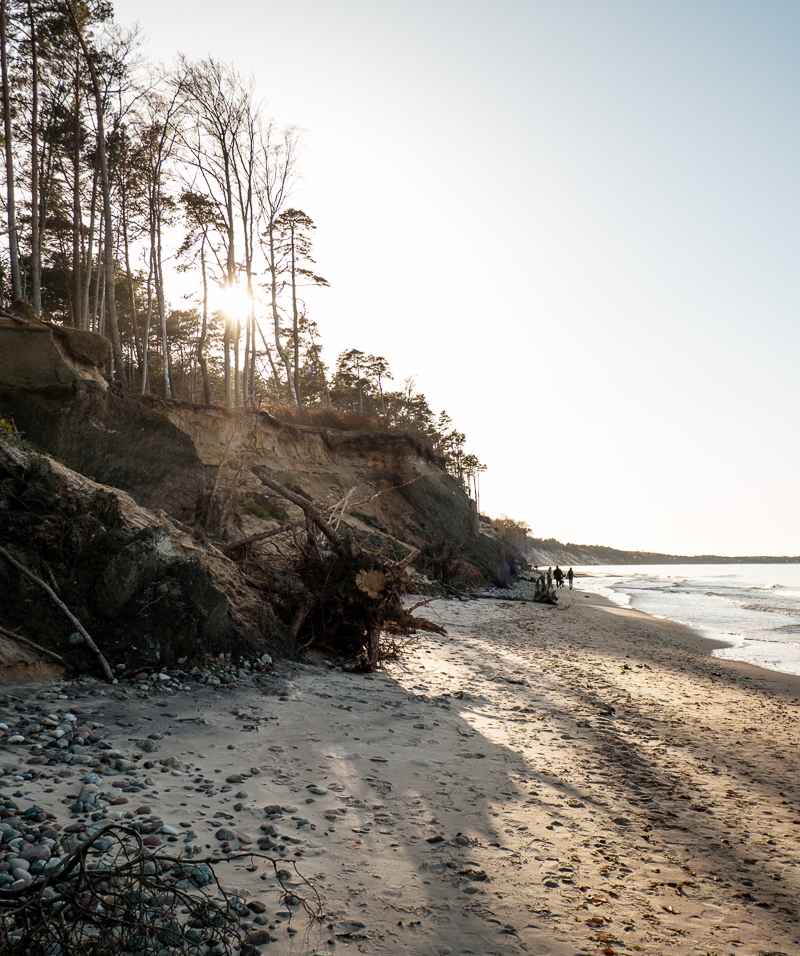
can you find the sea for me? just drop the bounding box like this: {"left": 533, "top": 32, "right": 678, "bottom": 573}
{"left": 573, "top": 564, "right": 800, "bottom": 677}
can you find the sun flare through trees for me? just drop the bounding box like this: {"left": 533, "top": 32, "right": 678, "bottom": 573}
{"left": 0, "top": 0, "right": 484, "bottom": 497}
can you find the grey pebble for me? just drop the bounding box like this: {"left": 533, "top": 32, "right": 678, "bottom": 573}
{"left": 245, "top": 929, "right": 275, "bottom": 945}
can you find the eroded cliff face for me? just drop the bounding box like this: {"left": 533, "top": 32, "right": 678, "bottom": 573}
{"left": 0, "top": 319, "right": 207, "bottom": 513}
{"left": 158, "top": 403, "right": 498, "bottom": 574}
{"left": 0, "top": 321, "right": 506, "bottom": 675}
{"left": 0, "top": 320, "right": 500, "bottom": 573}
{"left": 0, "top": 435, "right": 292, "bottom": 675}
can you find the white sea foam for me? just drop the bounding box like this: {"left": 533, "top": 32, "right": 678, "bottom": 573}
{"left": 576, "top": 563, "right": 800, "bottom": 677}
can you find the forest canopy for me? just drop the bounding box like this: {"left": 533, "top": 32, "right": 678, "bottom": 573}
{"left": 0, "top": 0, "right": 486, "bottom": 502}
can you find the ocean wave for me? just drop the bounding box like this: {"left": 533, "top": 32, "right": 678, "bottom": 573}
{"left": 579, "top": 564, "right": 800, "bottom": 678}
{"left": 740, "top": 602, "right": 800, "bottom": 617}
{"left": 741, "top": 627, "right": 800, "bottom": 642}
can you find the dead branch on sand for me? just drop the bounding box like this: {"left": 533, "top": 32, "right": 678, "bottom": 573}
{"left": 0, "top": 624, "right": 65, "bottom": 663}
{"left": 0, "top": 544, "right": 113, "bottom": 680}
{"left": 0, "top": 823, "right": 322, "bottom": 956}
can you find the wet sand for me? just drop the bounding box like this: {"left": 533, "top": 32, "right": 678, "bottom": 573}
{"left": 3, "top": 582, "right": 800, "bottom": 955}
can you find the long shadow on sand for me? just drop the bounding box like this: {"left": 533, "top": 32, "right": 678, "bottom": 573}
{"left": 444, "top": 593, "right": 800, "bottom": 951}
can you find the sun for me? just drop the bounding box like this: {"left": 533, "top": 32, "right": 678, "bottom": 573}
{"left": 211, "top": 282, "right": 252, "bottom": 318}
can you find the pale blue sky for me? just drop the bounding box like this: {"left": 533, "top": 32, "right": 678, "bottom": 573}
{"left": 112, "top": 0, "right": 800, "bottom": 555}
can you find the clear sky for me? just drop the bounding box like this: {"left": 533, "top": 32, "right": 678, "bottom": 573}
{"left": 111, "top": 0, "right": 800, "bottom": 556}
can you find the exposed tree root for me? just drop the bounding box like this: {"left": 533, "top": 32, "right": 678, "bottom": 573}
{"left": 233, "top": 476, "right": 446, "bottom": 669}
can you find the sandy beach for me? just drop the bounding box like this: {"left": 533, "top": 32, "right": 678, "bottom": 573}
{"left": 3, "top": 580, "right": 800, "bottom": 956}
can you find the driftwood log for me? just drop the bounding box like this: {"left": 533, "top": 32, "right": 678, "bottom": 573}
{"left": 0, "top": 624, "right": 65, "bottom": 663}
{"left": 474, "top": 573, "right": 559, "bottom": 605}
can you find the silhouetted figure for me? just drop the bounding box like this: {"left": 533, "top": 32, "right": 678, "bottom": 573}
{"left": 554, "top": 566, "right": 564, "bottom": 588}
{"left": 567, "top": 567, "right": 574, "bottom": 589}
{"left": 546, "top": 567, "right": 552, "bottom": 590}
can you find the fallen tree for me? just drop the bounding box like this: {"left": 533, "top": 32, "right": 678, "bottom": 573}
{"left": 0, "top": 428, "right": 446, "bottom": 677}
{"left": 231, "top": 475, "right": 446, "bottom": 670}
{"left": 0, "top": 543, "right": 113, "bottom": 679}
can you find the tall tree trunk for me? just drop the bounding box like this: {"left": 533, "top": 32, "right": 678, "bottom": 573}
{"left": 267, "top": 224, "right": 298, "bottom": 408}
{"left": 242, "top": 312, "right": 250, "bottom": 406}
{"left": 233, "top": 315, "right": 240, "bottom": 405}
{"left": 140, "top": 249, "right": 154, "bottom": 394}
{"left": 81, "top": 157, "right": 99, "bottom": 328}
{"left": 155, "top": 248, "right": 170, "bottom": 398}
{"left": 289, "top": 220, "right": 301, "bottom": 408}
{"left": 71, "top": 55, "right": 82, "bottom": 326}
{"left": 1, "top": 0, "right": 21, "bottom": 303}
{"left": 248, "top": 317, "right": 256, "bottom": 401}
{"left": 257, "top": 321, "right": 284, "bottom": 390}
{"left": 89, "top": 213, "right": 103, "bottom": 331}
{"left": 197, "top": 239, "right": 211, "bottom": 403}
{"left": 151, "top": 201, "right": 170, "bottom": 397}
{"left": 223, "top": 322, "right": 231, "bottom": 407}
{"left": 224, "top": 216, "right": 235, "bottom": 409}
{"left": 95, "top": 251, "right": 105, "bottom": 335}
{"left": 65, "top": 0, "right": 127, "bottom": 387}
{"left": 28, "top": 2, "right": 41, "bottom": 317}
{"left": 237, "top": 133, "right": 256, "bottom": 407}
{"left": 120, "top": 177, "right": 142, "bottom": 382}
{"left": 37, "top": 100, "right": 57, "bottom": 309}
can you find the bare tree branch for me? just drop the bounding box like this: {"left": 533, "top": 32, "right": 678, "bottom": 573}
{"left": 0, "top": 545, "right": 113, "bottom": 680}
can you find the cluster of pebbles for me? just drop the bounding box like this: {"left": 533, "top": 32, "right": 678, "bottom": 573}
{"left": 0, "top": 656, "right": 336, "bottom": 954}
{"left": 115, "top": 651, "right": 278, "bottom": 691}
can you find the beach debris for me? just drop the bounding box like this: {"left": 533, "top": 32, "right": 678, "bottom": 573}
{"left": 0, "top": 821, "right": 321, "bottom": 956}
{"left": 355, "top": 568, "right": 392, "bottom": 599}
{"left": 229, "top": 475, "right": 446, "bottom": 669}
{"left": 4, "top": 825, "right": 225, "bottom": 952}
{"left": 415, "top": 536, "right": 468, "bottom": 587}
{"left": 474, "top": 572, "right": 559, "bottom": 604}
{"left": 0, "top": 625, "right": 64, "bottom": 665}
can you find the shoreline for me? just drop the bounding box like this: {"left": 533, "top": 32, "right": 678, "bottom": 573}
{"left": 3, "top": 582, "right": 800, "bottom": 955}
{"left": 574, "top": 580, "right": 800, "bottom": 697}
{"left": 574, "top": 564, "right": 800, "bottom": 685}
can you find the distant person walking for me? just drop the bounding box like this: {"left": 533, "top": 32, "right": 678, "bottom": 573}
{"left": 546, "top": 567, "right": 553, "bottom": 590}
{"left": 567, "top": 567, "right": 574, "bottom": 589}
{"left": 554, "top": 566, "right": 564, "bottom": 588}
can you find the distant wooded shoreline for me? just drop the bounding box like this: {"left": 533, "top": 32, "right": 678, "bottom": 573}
{"left": 526, "top": 537, "right": 800, "bottom": 566}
